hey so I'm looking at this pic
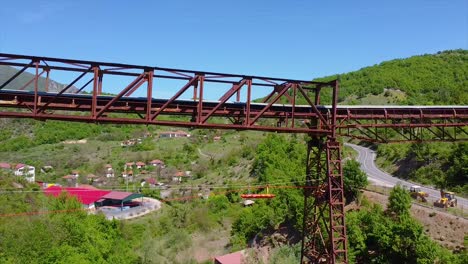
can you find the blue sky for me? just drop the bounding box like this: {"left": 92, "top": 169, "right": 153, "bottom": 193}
{"left": 0, "top": 0, "right": 466, "bottom": 99}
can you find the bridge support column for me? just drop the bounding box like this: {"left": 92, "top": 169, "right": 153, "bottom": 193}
{"left": 301, "top": 137, "right": 348, "bottom": 263}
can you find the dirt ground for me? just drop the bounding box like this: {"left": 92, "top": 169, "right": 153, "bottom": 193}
{"left": 191, "top": 221, "right": 232, "bottom": 262}
{"left": 363, "top": 190, "right": 468, "bottom": 250}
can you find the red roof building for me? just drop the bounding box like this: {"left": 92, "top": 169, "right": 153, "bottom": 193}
{"left": 15, "top": 163, "right": 26, "bottom": 170}
{"left": 0, "top": 163, "right": 11, "bottom": 169}
{"left": 145, "top": 178, "right": 157, "bottom": 185}
{"left": 214, "top": 251, "right": 245, "bottom": 264}
{"left": 44, "top": 186, "right": 111, "bottom": 206}
{"left": 101, "top": 191, "right": 135, "bottom": 200}
{"left": 149, "top": 159, "right": 164, "bottom": 166}
{"left": 77, "top": 184, "right": 98, "bottom": 190}
{"left": 136, "top": 161, "right": 146, "bottom": 168}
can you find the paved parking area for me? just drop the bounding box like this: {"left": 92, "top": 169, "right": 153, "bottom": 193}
{"left": 98, "top": 197, "right": 162, "bottom": 220}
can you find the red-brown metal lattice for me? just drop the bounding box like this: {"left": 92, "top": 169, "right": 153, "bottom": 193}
{"left": 1, "top": 53, "right": 467, "bottom": 264}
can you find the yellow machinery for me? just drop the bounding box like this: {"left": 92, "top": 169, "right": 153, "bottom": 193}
{"left": 434, "top": 190, "right": 457, "bottom": 208}
{"left": 409, "top": 185, "right": 428, "bottom": 202}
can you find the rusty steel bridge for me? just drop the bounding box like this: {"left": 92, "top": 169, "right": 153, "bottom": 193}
{"left": 0, "top": 53, "right": 467, "bottom": 263}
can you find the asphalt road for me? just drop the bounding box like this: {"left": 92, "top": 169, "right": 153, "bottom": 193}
{"left": 345, "top": 143, "right": 468, "bottom": 208}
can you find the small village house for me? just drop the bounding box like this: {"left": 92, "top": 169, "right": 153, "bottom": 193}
{"left": 121, "top": 170, "right": 134, "bottom": 178}
{"left": 71, "top": 170, "right": 80, "bottom": 178}
{"left": 105, "top": 164, "right": 114, "bottom": 178}
{"left": 141, "top": 177, "right": 157, "bottom": 187}
{"left": 124, "top": 162, "right": 135, "bottom": 170}
{"left": 0, "top": 163, "right": 11, "bottom": 170}
{"left": 149, "top": 159, "right": 165, "bottom": 167}
{"left": 159, "top": 130, "right": 191, "bottom": 138}
{"left": 172, "top": 171, "right": 188, "bottom": 183}
{"left": 136, "top": 161, "right": 146, "bottom": 169}
{"left": 14, "top": 164, "right": 35, "bottom": 183}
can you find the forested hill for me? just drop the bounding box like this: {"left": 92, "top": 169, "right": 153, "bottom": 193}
{"left": 315, "top": 49, "right": 468, "bottom": 105}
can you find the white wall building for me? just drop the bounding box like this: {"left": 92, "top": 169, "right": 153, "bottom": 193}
{"left": 14, "top": 164, "right": 35, "bottom": 183}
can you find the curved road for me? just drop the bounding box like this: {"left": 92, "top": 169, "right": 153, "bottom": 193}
{"left": 345, "top": 143, "right": 468, "bottom": 208}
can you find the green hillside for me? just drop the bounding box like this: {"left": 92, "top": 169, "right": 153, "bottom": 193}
{"left": 313, "top": 49, "right": 468, "bottom": 105}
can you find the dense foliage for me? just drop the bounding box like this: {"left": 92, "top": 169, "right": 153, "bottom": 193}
{"left": 313, "top": 49, "right": 468, "bottom": 105}
{"left": 343, "top": 159, "right": 368, "bottom": 204}
{"left": 0, "top": 185, "right": 138, "bottom": 263}
{"left": 347, "top": 186, "right": 467, "bottom": 264}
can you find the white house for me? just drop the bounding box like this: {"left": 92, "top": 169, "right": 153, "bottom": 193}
{"left": 105, "top": 164, "right": 114, "bottom": 178}
{"left": 149, "top": 159, "right": 165, "bottom": 167}
{"left": 159, "top": 131, "right": 191, "bottom": 138}
{"left": 172, "top": 171, "right": 189, "bottom": 183}
{"left": 136, "top": 161, "right": 146, "bottom": 169}
{"left": 71, "top": 170, "right": 80, "bottom": 178}
{"left": 14, "top": 164, "right": 35, "bottom": 183}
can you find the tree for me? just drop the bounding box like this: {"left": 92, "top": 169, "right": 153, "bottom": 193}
{"left": 343, "top": 160, "right": 368, "bottom": 204}
{"left": 346, "top": 198, "right": 456, "bottom": 264}
{"left": 387, "top": 184, "right": 412, "bottom": 217}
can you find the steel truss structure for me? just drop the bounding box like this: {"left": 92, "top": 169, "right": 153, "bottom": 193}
{"left": 0, "top": 53, "right": 467, "bottom": 264}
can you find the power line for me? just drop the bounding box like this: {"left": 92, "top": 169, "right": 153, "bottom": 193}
{"left": 0, "top": 178, "right": 311, "bottom": 194}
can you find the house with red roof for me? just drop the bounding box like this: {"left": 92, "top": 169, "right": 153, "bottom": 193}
{"left": 122, "top": 170, "right": 134, "bottom": 178}
{"left": 149, "top": 159, "right": 165, "bottom": 167}
{"left": 142, "top": 177, "right": 157, "bottom": 187}
{"left": 44, "top": 186, "right": 111, "bottom": 209}
{"left": 0, "top": 163, "right": 11, "bottom": 170}
{"left": 172, "top": 171, "right": 189, "bottom": 183}
{"left": 125, "top": 162, "right": 135, "bottom": 169}
{"left": 136, "top": 161, "right": 146, "bottom": 169}
{"left": 0, "top": 162, "right": 11, "bottom": 170}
